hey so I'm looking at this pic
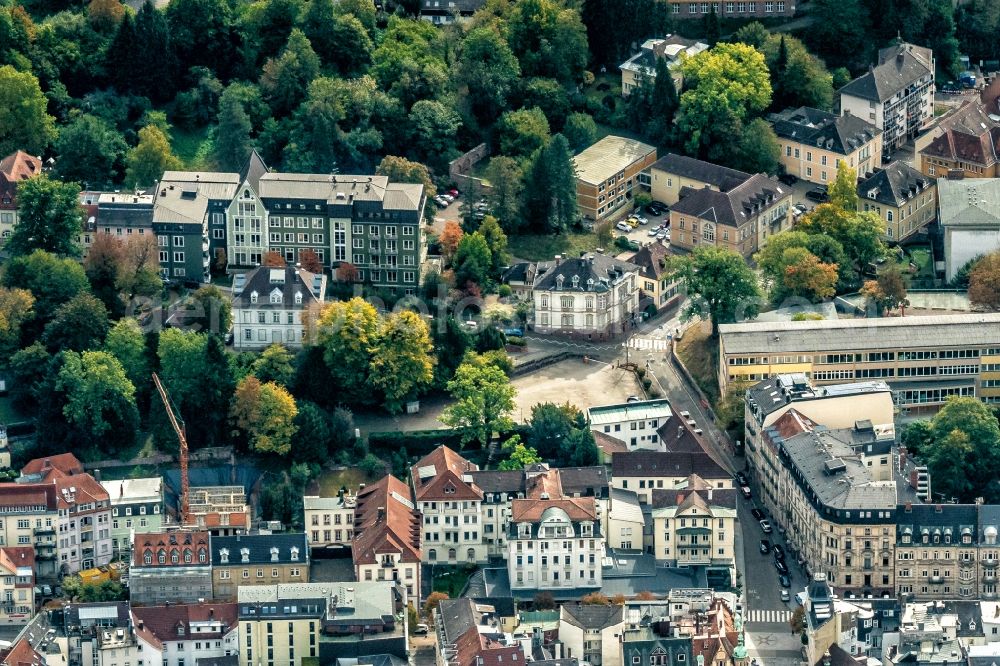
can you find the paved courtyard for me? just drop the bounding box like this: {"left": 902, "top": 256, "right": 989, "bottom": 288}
{"left": 510, "top": 358, "right": 643, "bottom": 423}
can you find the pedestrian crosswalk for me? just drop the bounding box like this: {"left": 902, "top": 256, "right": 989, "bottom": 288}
{"left": 628, "top": 336, "right": 670, "bottom": 352}
{"left": 747, "top": 609, "right": 793, "bottom": 624}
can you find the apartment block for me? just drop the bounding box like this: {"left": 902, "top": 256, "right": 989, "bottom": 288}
{"left": 648, "top": 153, "right": 750, "bottom": 206}
{"left": 559, "top": 605, "right": 624, "bottom": 666}
{"left": 187, "top": 486, "right": 250, "bottom": 536}
{"left": 573, "top": 136, "right": 656, "bottom": 223}
{"left": 624, "top": 243, "right": 681, "bottom": 313}
{"left": 231, "top": 265, "right": 326, "bottom": 350}
{"left": 0, "top": 548, "right": 34, "bottom": 624}
{"left": 588, "top": 398, "right": 673, "bottom": 452}
{"left": 508, "top": 468, "right": 605, "bottom": 592}
{"left": 938, "top": 177, "right": 1000, "bottom": 282}
{"left": 720, "top": 314, "right": 1000, "bottom": 413}
{"left": 352, "top": 475, "right": 421, "bottom": 600}
{"left": 769, "top": 106, "right": 882, "bottom": 184}
{"left": 237, "top": 581, "right": 406, "bottom": 666}
{"left": 303, "top": 492, "right": 356, "bottom": 548}
{"left": 610, "top": 451, "right": 731, "bottom": 505}
{"left": 100, "top": 478, "right": 164, "bottom": 556}
{"left": 128, "top": 531, "right": 212, "bottom": 604}
{"left": 663, "top": 0, "right": 793, "bottom": 19}
{"left": 434, "top": 598, "right": 525, "bottom": 666}
{"left": 411, "top": 447, "right": 485, "bottom": 565}
{"left": 211, "top": 533, "right": 309, "bottom": 601}
{"left": 895, "top": 503, "right": 979, "bottom": 600}
{"left": 132, "top": 602, "right": 239, "bottom": 666}
{"left": 918, "top": 100, "right": 1000, "bottom": 178}
{"left": 858, "top": 161, "right": 936, "bottom": 243}
{"left": 64, "top": 602, "right": 136, "bottom": 666}
{"left": 839, "top": 43, "right": 935, "bottom": 152}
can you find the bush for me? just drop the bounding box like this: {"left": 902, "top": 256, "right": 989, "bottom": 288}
{"left": 636, "top": 367, "right": 646, "bottom": 379}
{"left": 642, "top": 378, "right": 652, "bottom": 390}
{"left": 602, "top": 95, "right": 616, "bottom": 110}
{"left": 498, "top": 284, "right": 512, "bottom": 298}
{"left": 359, "top": 454, "right": 386, "bottom": 477}
{"left": 648, "top": 388, "right": 662, "bottom": 398}
{"left": 506, "top": 336, "right": 526, "bottom": 346}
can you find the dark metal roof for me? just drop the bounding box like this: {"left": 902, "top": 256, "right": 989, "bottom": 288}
{"left": 210, "top": 533, "right": 308, "bottom": 566}
{"left": 768, "top": 106, "right": 881, "bottom": 155}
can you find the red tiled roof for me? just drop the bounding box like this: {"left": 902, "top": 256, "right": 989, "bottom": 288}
{"left": 54, "top": 473, "right": 109, "bottom": 509}
{"left": 21, "top": 453, "right": 84, "bottom": 479}
{"left": 133, "top": 531, "right": 211, "bottom": 567}
{"left": 526, "top": 469, "right": 563, "bottom": 499}
{"left": 411, "top": 446, "right": 483, "bottom": 501}
{"left": 0, "top": 152, "right": 41, "bottom": 212}
{"left": 510, "top": 497, "right": 597, "bottom": 522}
{"left": 0, "top": 484, "right": 58, "bottom": 511}
{"left": 132, "top": 602, "right": 238, "bottom": 649}
{"left": 352, "top": 475, "right": 421, "bottom": 566}
{"left": 0, "top": 547, "right": 35, "bottom": 577}
{"left": 594, "top": 431, "right": 628, "bottom": 457}
{"left": 0, "top": 638, "right": 43, "bottom": 666}
{"left": 452, "top": 626, "right": 522, "bottom": 666}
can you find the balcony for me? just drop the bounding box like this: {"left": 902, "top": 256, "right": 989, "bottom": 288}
{"left": 984, "top": 559, "right": 999, "bottom": 569}
{"left": 928, "top": 575, "right": 944, "bottom": 584}
{"left": 33, "top": 526, "right": 54, "bottom": 536}
{"left": 960, "top": 558, "right": 975, "bottom": 569}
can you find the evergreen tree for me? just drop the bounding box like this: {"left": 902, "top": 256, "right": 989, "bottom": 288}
{"left": 106, "top": 12, "right": 139, "bottom": 91}
{"left": 214, "top": 93, "right": 252, "bottom": 172}
{"left": 544, "top": 134, "right": 578, "bottom": 233}
{"left": 133, "top": 1, "right": 174, "bottom": 102}
{"left": 648, "top": 57, "right": 678, "bottom": 145}
{"left": 702, "top": 7, "right": 721, "bottom": 47}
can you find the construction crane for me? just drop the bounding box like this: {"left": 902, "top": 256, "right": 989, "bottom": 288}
{"left": 152, "top": 373, "right": 190, "bottom": 526}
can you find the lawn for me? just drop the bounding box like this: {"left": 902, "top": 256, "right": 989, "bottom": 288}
{"left": 676, "top": 321, "right": 721, "bottom": 402}
{"left": 507, "top": 231, "right": 603, "bottom": 262}
{"left": 171, "top": 126, "right": 215, "bottom": 170}
{"left": 431, "top": 565, "right": 476, "bottom": 597}
{"left": 312, "top": 466, "right": 379, "bottom": 496}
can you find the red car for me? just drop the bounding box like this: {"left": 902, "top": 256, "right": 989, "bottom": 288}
{"left": 447, "top": 188, "right": 459, "bottom": 198}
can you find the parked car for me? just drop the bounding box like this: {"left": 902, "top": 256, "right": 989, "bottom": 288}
{"left": 778, "top": 173, "right": 798, "bottom": 185}
{"left": 735, "top": 472, "right": 748, "bottom": 486}
{"left": 751, "top": 508, "right": 765, "bottom": 521}
{"left": 656, "top": 231, "right": 667, "bottom": 241}
{"left": 645, "top": 204, "right": 665, "bottom": 216}
{"left": 795, "top": 592, "right": 807, "bottom": 606}
{"left": 616, "top": 221, "right": 632, "bottom": 232}
{"left": 440, "top": 194, "right": 455, "bottom": 203}
{"left": 759, "top": 539, "right": 771, "bottom": 554}
{"left": 780, "top": 590, "right": 791, "bottom": 602}
{"left": 627, "top": 218, "right": 640, "bottom": 228}
{"left": 779, "top": 574, "right": 791, "bottom": 588}
{"left": 773, "top": 544, "right": 786, "bottom": 561}
{"left": 414, "top": 623, "right": 429, "bottom": 635}
{"left": 647, "top": 228, "right": 659, "bottom": 237}
{"left": 760, "top": 519, "right": 773, "bottom": 533}
{"left": 636, "top": 216, "right": 649, "bottom": 225}
{"left": 502, "top": 327, "right": 524, "bottom": 337}
{"left": 774, "top": 559, "right": 789, "bottom": 575}
{"left": 447, "top": 188, "right": 459, "bottom": 198}
{"left": 805, "top": 188, "right": 829, "bottom": 203}
{"left": 626, "top": 395, "right": 642, "bottom": 403}
{"left": 741, "top": 486, "right": 752, "bottom": 500}
{"left": 42, "top": 585, "right": 52, "bottom": 596}
{"left": 433, "top": 196, "right": 449, "bottom": 208}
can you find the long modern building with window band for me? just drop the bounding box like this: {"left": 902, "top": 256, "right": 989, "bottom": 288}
{"left": 718, "top": 313, "right": 1000, "bottom": 413}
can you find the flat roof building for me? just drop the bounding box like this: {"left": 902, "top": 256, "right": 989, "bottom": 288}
{"left": 573, "top": 136, "right": 657, "bottom": 223}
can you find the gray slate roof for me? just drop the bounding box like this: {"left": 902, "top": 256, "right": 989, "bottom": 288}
{"left": 937, "top": 177, "right": 1000, "bottom": 228}
{"left": 858, "top": 161, "right": 932, "bottom": 207}
{"left": 897, "top": 504, "right": 977, "bottom": 544}
{"left": 768, "top": 107, "right": 881, "bottom": 155}
{"left": 838, "top": 42, "right": 933, "bottom": 103}
{"left": 561, "top": 603, "right": 624, "bottom": 630}
{"left": 211, "top": 533, "right": 308, "bottom": 566}
{"left": 669, "top": 173, "right": 788, "bottom": 228}
{"left": 720, "top": 313, "right": 1000, "bottom": 355}
{"left": 649, "top": 154, "right": 750, "bottom": 192}
{"left": 611, "top": 451, "right": 728, "bottom": 480}
{"left": 232, "top": 265, "right": 325, "bottom": 309}
{"left": 533, "top": 254, "right": 639, "bottom": 293}
{"left": 238, "top": 149, "right": 269, "bottom": 193}
{"left": 746, "top": 375, "right": 891, "bottom": 420}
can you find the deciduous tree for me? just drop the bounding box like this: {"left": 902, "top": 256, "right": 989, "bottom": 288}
{"left": 57, "top": 350, "right": 139, "bottom": 454}
{"left": 7, "top": 174, "right": 83, "bottom": 258}
{"left": 679, "top": 246, "right": 762, "bottom": 336}
{"left": 453, "top": 232, "right": 492, "bottom": 290}
{"left": 563, "top": 113, "right": 599, "bottom": 153}
{"left": 315, "top": 297, "right": 379, "bottom": 405}
{"left": 439, "top": 221, "right": 464, "bottom": 264}
{"left": 780, "top": 248, "right": 838, "bottom": 302}
{"left": 0, "top": 288, "right": 34, "bottom": 362}
{"left": 298, "top": 248, "right": 323, "bottom": 273}
{"left": 457, "top": 27, "right": 521, "bottom": 123}
{"left": 923, "top": 397, "right": 1000, "bottom": 502}
{"left": 827, "top": 161, "right": 859, "bottom": 211}
{"left": 260, "top": 29, "right": 321, "bottom": 116}
{"left": 125, "top": 125, "right": 182, "bottom": 188}
{"left": 0, "top": 65, "right": 57, "bottom": 155}
{"left": 252, "top": 344, "right": 295, "bottom": 387}
{"left": 54, "top": 115, "right": 128, "bottom": 188}
{"left": 485, "top": 156, "right": 524, "bottom": 232}
{"left": 230, "top": 376, "right": 298, "bottom": 455}
{"left": 43, "top": 293, "right": 110, "bottom": 352}
{"left": 368, "top": 310, "right": 435, "bottom": 413}
{"left": 969, "top": 252, "right": 1000, "bottom": 310}
{"left": 1, "top": 250, "right": 89, "bottom": 324}
{"left": 441, "top": 352, "right": 516, "bottom": 448}
{"left": 498, "top": 434, "right": 542, "bottom": 470}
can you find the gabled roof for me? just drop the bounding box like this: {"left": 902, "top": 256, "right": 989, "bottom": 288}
{"left": 21, "top": 453, "right": 83, "bottom": 480}
{"left": 533, "top": 254, "right": 639, "bottom": 293}
{"left": 0, "top": 484, "right": 57, "bottom": 511}
{"left": 649, "top": 154, "right": 750, "bottom": 192}
{"left": 838, "top": 42, "right": 933, "bottom": 103}
{"left": 561, "top": 603, "right": 624, "bottom": 630}
{"left": 132, "top": 531, "right": 211, "bottom": 567}
{"left": 626, "top": 242, "right": 674, "bottom": 281}
{"left": 0, "top": 547, "right": 34, "bottom": 576}
{"left": 0, "top": 151, "right": 41, "bottom": 210}
{"left": 937, "top": 177, "right": 1000, "bottom": 228}
{"left": 467, "top": 470, "right": 525, "bottom": 495}
{"left": 510, "top": 497, "right": 597, "bottom": 522}
{"left": 232, "top": 265, "right": 326, "bottom": 309}
{"left": 857, "top": 161, "right": 932, "bottom": 208}
{"left": 52, "top": 473, "right": 109, "bottom": 509}
{"left": 0, "top": 638, "right": 43, "bottom": 666}
{"left": 410, "top": 446, "right": 482, "bottom": 501}
{"left": 352, "top": 474, "right": 421, "bottom": 566}
{"left": 611, "top": 451, "right": 729, "bottom": 480}
{"left": 921, "top": 101, "right": 1000, "bottom": 167}
{"left": 670, "top": 174, "right": 789, "bottom": 228}
{"left": 132, "top": 602, "right": 239, "bottom": 649}
{"left": 768, "top": 107, "right": 881, "bottom": 155}
{"left": 238, "top": 149, "right": 269, "bottom": 193}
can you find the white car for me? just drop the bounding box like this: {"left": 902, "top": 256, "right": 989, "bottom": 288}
{"left": 760, "top": 519, "right": 773, "bottom": 534}
{"left": 637, "top": 216, "right": 649, "bottom": 225}
{"left": 647, "top": 229, "right": 659, "bottom": 237}
{"left": 656, "top": 231, "right": 667, "bottom": 241}
{"left": 616, "top": 222, "right": 632, "bottom": 232}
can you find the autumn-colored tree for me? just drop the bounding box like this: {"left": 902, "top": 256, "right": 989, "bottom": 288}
{"left": 214, "top": 249, "right": 228, "bottom": 272}
{"left": 423, "top": 591, "right": 448, "bottom": 617}
{"left": 581, "top": 592, "right": 611, "bottom": 605}
{"left": 790, "top": 606, "right": 806, "bottom": 634}
{"left": 827, "top": 160, "right": 859, "bottom": 211}
{"left": 781, "top": 248, "right": 838, "bottom": 302}
{"left": 262, "top": 251, "right": 286, "bottom": 267}
{"left": 969, "top": 252, "right": 1000, "bottom": 310}
{"left": 88, "top": 0, "right": 126, "bottom": 31}
{"left": 230, "top": 376, "right": 299, "bottom": 455}
{"left": 337, "top": 262, "right": 359, "bottom": 282}
{"left": 611, "top": 593, "right": 626, "bottom": 605}
{"left": 298, "top": 248, "right": 323, "bottom": 274}
{"left": 634, "top": 591, "right": 658, "bottom": 600}
{"left": 439, "top": 221, "right": 464, "bottom": 264}
{"left": 862, "top": 266, "right": 909, "bottom": 315}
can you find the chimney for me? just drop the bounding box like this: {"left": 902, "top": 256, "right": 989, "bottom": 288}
{"left": 377, "top": 506, "right": 385, "bottom": 521}
{"left": 708, "top": 488, "right": 713, "bottom": 501}
{"left": 676, "top": 493, "right": 684, "bottom": 505}
{"left": 898, "top": 446, "right": 907, "bottom": 473}
{"left": 936, "top": 504, "right": 943, "bottom": 513}
{"left": 822, "top": 651, "right": 832, "bottom": 666}
{"left": 209, "top": 608, "right": 214, "bottom": 618}
{"left": 677, "top": 426, "right": 683, "bottom": 440}
{"left": 905, "top": 501, "right": 912, "bottom": 512}
{"left": 94, "top": 469, "right": 101, "bottom": 482}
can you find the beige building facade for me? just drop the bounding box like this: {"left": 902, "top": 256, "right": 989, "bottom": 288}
{"left": 858, "top": 161, "right": 936, "bottom": 243}
{"left": 769, "top": 107, "right": 882, "bottom": 185}
{"left": 303, "top": 493, "right": 356, "bottom": 548}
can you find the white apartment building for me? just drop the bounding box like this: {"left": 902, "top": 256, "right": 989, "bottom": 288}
{"left": 133, "top": 602, "right": 239, "bottom": 666}
{"left": 101, "top": 477, "right": 165, "bottom": 555}
{"left": 530, "top": 254, "right": 640, "bottom": 340}
{"left": 232, "top": 265, "right": 326, "bottom": 350}
{"left": 839, "top": 43, "right": 935, "bottom": 152}
{"left": 303, "top": 493, "right": 356, "bottom": 548}
{"left": 508, "top": 469, "right": 604, "bottom": 591}
{"left": 559, "top": 604, "right": 625, "bottom": 666}
{"left": 410, "top": 447, "right": 486, "bottom": 564}
{"left": 606, "top": 487, "right": 644, "bottom": 551}
{"left": 588, "top": 399, "right": 672, "bottom": 452}
{"left": 610, "top": 451, "right": 732, "bottom": 505}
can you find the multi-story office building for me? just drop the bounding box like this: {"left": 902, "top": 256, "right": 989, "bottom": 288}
{"left": 303, "top": 492, "right": 356, "bottom": 548}
{"left": 895, "top": 503, "right": 980, "bottom": 600}
{"left": 351, "top": 475, "right": 422, "bottom": 600}
{"left": 669, "top": 172, "right": 792, "bottom": 258}
{"left": 839, "top": 43, "right": 935, "bottom": 152}
{"left": 410, "top": 447, "right": 485, "bottom": 565}
{"left": 769, "top": 106, "right": 882, "bottom": 185}
{"left": 720, "top": 314, "right": 1000, "bottom": 412}
{"left": 529, "top": 254, "right": 640, "bottom": 340}
{"left": 132, "top": 603, "right": 239, "bottom": 666}
{"left": 610, "top": 451, "right": 731, "bottom": 505}
{"left": 211, "top": 533, "right": 309, "bottom": 601}
{"left": 858, "top": 161, "right": 936, "bottom": 243}
{"left": 154, "top": 172, "right": 239, "bottom": 283}
{"left": 650, "top": 476, "right": 736, "bottom": 586}
{"left": 128, "top": 531, "right": 212, "bottom": 604}
{"left": 0, "top": 151, "right": 41, "bottom": 246}
{"left": 507, "top": 468, "right": 605, "bottom": 592}
{"left": 231, "top": 265, "right": 326, "bottom": 350}
{"left": 100, "top": 478, "right": 164, "bottom": 556}
{"left": 572, "top": 136, "right": 656, "bottom": 223}
{"left": 237, "top": 581, "right": 406, "bottom": 666}
{"left": 230, "top": 172, "right": 427, "bottom": 294}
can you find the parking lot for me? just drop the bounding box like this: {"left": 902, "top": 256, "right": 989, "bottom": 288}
{"left": 612, "top": 204, "right": 672, "bottom": 253}
{"left": 511, "top": 358, "right": 642, "bottom": 422}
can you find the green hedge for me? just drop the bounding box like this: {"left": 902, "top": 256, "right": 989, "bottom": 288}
{"left": 368, "top": 425, "right": 531, "bottom": 458}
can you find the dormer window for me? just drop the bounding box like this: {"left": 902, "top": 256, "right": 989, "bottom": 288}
{"left": 902, "top": 534, "right": 911, "bottom": 544}
{"left": 241, "top": 548, "right": 250, "bottom": 563}
{"left": 184, "top": 549, "right": 192, "bottom": 563}
{"left": 290, "top": 547, "right": 300, "bottom": 561}
{"left": 250, "top": 291, "right": 258, "bottom": 304}
{"left": 294, "top": 292, "right": 303, "bottom": 305}
{"left": 171, "top": 551, "right": 179, "bottom": 564}
{"left": 199, "top": 548, "right": 207, "bottom": 563}
{"left": 270, "top": 547, "right": 279, "bottom": 562}
{"left": 144, "top": 551, "right": 153, "bottom": 565}
{"left": 177, "top": 625, "right": 185, "bottom": 636}
{"left": 571, "top": 276, "right": 579, "bottom": 288}
{"left": 220, "top": 548, "right": 229, "bottom": 564}
{"left": 270, "top": 289, "right": 282, "bottom": 304}
{"left": 158, "top": 550, "right": 166, "bottom": 564}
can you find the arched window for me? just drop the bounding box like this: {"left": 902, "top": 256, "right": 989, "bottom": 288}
{"left": 157, "top": 550, "right": 166, "bottom": 564}
{"left": 171, "top": 551, "right": 180, "bottom": 564}
{"left": 448, "top": 548, "right": 457, "bottom": 561}
{"left": 199, "top": 549, "right": 207, "bottom": 563}
{"left": 184, "top": 549, "right": 192, "bottom": 563}
{"left": 467, "top": 548, "right": 476, "bottom": 562}
{"left": 144, "top": 551, "right": 152, "bottom": 565}
{"left": 428, "top": 549, "right": 437, "bottom": 561}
